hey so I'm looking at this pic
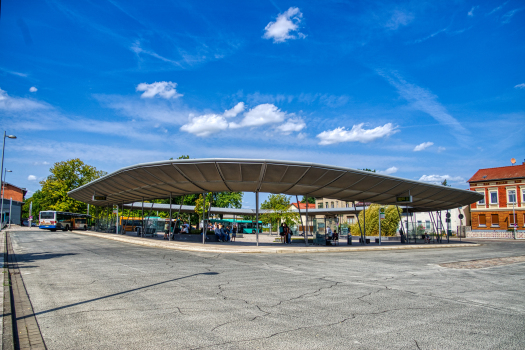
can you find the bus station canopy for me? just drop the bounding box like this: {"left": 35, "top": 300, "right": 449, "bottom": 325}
{"left": 122, "top": 202, "right": 367, "bottom": 217}
{"left": 68, "top": 158, "right": 482, "bottom": 212}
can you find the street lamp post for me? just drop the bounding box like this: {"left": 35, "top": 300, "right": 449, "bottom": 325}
{"left": 0, "top": 132, "right": 16, "bottom": 229}
{"left": 1, "top": 169, "right": 13, "bottom": 228}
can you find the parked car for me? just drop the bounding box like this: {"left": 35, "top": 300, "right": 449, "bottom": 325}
{"left": 22, "top": 219, "right": 38, "bottom": 227}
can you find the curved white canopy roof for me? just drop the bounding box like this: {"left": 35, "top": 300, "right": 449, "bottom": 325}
{"left": 68, "top": 158, "right": 481, "bottom": 211}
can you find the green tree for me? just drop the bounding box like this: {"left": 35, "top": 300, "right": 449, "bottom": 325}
{"left": 194, "top": 191, "right": 243, "bottom": 217}
{"left": 22, "top": 189, "right": 45, "bottom": 219}
{"left": 260, "top": 194, "right": 299, "bottom": 230}
{"left": 300, "top": 196, "right": 316, "bottom": 204}
{"left": 441, "top": 179, "right": 450, "bottom": 187}
{"left": 38, "top": 159, "right": 107, "bottom": 213}
{"left": 360, "top": 168, "right": 376, "bottom": 172}
{"left": 350, "top": 204, "right": 401, "bottom": 237}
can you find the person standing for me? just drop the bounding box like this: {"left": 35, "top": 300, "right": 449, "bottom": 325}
{"left": 232, "top": 225, "right": 237, "bottom": 242}
{"left": 214, "top": 224, "right": 222, "bottom": 242}
{"left": 283, "top": 223, "right": 291, "bottom": 244}
{"left": 279, "top": 223, "right": 285, "bottom": 244}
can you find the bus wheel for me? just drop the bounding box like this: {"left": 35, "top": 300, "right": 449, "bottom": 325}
{"left": 84, "top": 225, "right": 87, "bottom": 231}
{"left": 63, "top": 225, "right": 69, "bottom": 232}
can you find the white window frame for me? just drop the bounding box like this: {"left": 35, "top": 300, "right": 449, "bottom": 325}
{"left": 489, "top": 190, "right": 498, "bottom": 204}
{"left": 507, "top": 188, "right": 517, "bottom": 204}
{"left": 476, "top": 190, "right": 486, "bottom": 205}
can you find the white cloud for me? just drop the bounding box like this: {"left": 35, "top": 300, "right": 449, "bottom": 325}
{"left": 29, "top": 86, "right": 38, "bottom": 92}
{"left": 379, "top": 166, "right": 398, "bottom": 175}
{"left": 413, "top": 141, "right": 434, "bottom": 151}
{"left": 27, "top": 175, "right": 37, "bottom": 181}
{"left": 468, "top": 6, "right": 478, "bottom": 17}
{"left": 488, "top": 2, "right": 508, "bottom": 16}
{"left": 180, "top": 114, "right": 228, "bottom": 137}
{"left": 515, "top": 83, "right": 525, "bottom": 89}
{"left": 502, "top": 8, "right": 524, "bottom": 24}
{"left": 263, "top": 7, "right": 305, "bottom": 43}
{"left": 223, "top": 102, "right": 245, "bottom": 117}
{"left": 437, "top": 146, "right": 446, "bottom": 153}
{"left": 276, "top": 118, "right": 306, "bottom": 134}
{"left": 316, "top": 123, "right": 398, "bottom": 145}
{"left": 136, "top": 81, "right": 183, "bottom": 99}
{"left": 418, "top": 174, "right": 465, "bottom": 184}
{"left": 0, "top": 88, "right": 50, "bottom": 111}
{"left": 379, "top": 71, "right": 468, "bottom": 139}
{"left": 33, "top": 161, "right": 50, "bottom": 165}
{"left": 385, "top": 10, "right": 414, "bottom": 30}
{"left": 230, "top": 103, "right": 287, "bottom": 128}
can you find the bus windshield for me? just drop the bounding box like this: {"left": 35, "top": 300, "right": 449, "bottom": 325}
{"left": 40, "top": 212, "right": 55, "bottom": 219}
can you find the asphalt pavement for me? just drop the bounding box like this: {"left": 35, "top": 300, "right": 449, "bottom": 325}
{"left": 7, "top": 229, "right": 525, "bottom": 350}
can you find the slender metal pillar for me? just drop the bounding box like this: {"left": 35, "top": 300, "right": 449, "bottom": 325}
{"left": 295, "top": 195, "right": 304, "bottom": 245}
{"left": 305, "top": 195, "right": 309, "bottom": 246}
{"left": 378, "top": 206, "right": 382, "bottom": 246}
{"left": 116, "top": 203, "right": 119, "bottom": 235}
{"left": 169, "top": 193, "right": 172, "bottom": 241}
{"left": 0, "top": 132, "right": 6, "bottom": 228}
{"left": 353, "top": 201, "right": 364, "bottom": 244}
{"left": 363, "top": 202, "right": 366, "bottom": 244}
{"left": 202, "top": 192, "right": 207, "bottom": 244}
{"left": 8, "top": 198, "right": 12, "bottom": 228}
{"left": 255, "top": 191, "right": 259, "bottom": 247}
{"left": 141, "top": 198, "right": 144, "bottom": 237}
{"left": 406, "top": 191, "right": 410, "bottom": 244}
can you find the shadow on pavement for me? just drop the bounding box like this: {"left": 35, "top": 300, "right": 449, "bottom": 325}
{"left": 24, "top": 271, "right": 220, "bottom": 319}
{"left": 15, "top": 252, "right": 78, "bottom": 267}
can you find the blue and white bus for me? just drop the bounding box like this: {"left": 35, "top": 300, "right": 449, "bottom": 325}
{"left": 39, "top": 211, "right": 91, "bottom": 231}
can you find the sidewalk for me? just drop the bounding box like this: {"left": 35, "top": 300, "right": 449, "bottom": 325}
{"left": 68, "top": 230, "right": 480, "bottom": 254}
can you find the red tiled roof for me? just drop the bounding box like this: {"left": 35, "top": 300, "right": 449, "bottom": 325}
{"left": 468, "top": 163, "right": 525, "bottom": 183}
{"left": 291, "top": 202, "right": 316, "bottom": 210}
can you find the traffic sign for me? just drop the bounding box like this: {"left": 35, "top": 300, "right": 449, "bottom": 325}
{"left": 379, "top": 207, "right": 385, "bottom": 220}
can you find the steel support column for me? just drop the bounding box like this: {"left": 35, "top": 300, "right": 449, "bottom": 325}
{"left": 255, "top": 191, "right": 259, "bottom": 247}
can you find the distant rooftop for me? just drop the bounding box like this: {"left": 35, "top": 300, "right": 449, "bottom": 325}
{"left": 468, "top": 163, "right": 525, "bottom": 183}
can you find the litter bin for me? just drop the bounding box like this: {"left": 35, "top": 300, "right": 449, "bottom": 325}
{"left": 347, "top": 235, "right": 352, "bottom": 245}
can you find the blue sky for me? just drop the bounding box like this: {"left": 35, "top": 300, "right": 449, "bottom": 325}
{"left": 1, "top": 0, "right": 524, "bottom": 208}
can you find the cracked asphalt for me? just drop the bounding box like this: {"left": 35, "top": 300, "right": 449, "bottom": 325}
{"left": 8, "top": 230, "right": 525, "bottom": 350}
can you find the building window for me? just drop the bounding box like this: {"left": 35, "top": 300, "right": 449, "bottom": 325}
{"left": 426, "top": 220, "right": 430, "bottom": 229}
{"left": 477, "top": 191, "right": 485, "bottom": 205}
{"left": 509, "top": 214, "right": 517, "bottom": 228}
{"left": 325, "top": 202, "right": 328, "bottom": 209}
{"left": 479, "top": 214, "right": 486, "bottom": 226}
{"left": 508, "top": 189, "right": 516, "bottom": 204}
{"left": 522, "top": 189, "right": 525, "bottom": 203}
{"left": 491, "top": 214, "right": 499, "bottom": 227}
{"left": 318, "top": 203, "right": 323, "bottom": 209}
{"left": 346, "top": 202, "right": 349, "bottom": 208}
{"left": 490, "top": 191, "right": 498, "bottom": 204}
{"left": 331, "top": 202, "right": 334, "bottom": 208}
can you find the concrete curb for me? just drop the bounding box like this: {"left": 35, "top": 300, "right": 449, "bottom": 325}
{"left": 72, "top": 230, "right": 480, "bottom": 254}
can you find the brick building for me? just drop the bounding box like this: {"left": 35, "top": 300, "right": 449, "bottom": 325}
{"left": 468, "top": 162, "right": 525, "bottom": 230}
{"left": 1, "top": 182, "right": 27, "bottom": 225}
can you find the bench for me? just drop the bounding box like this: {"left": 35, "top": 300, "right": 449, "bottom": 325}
{"left": 325, "top": 233, "right": 339, "bottom": 246}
